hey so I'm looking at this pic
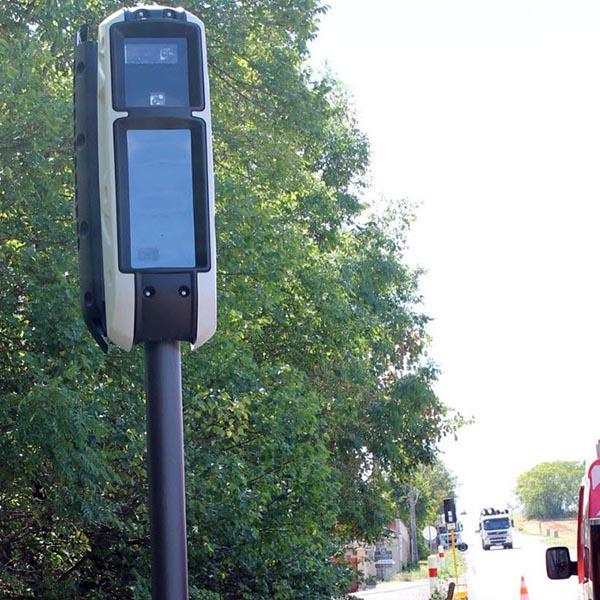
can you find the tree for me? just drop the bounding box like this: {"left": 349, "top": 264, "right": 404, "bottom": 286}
{"left": 0, "top": 1, "right": 461, "bottom": 597}
{"left": 516, "top": 461, "right": 585, "bottom": 520}
{"left": 393, "top": 460, "right": 457, "bottom": 560}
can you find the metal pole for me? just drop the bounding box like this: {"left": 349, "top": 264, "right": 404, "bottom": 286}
{"left": 451, "top": 528, "right": 458, "bottom": 586}
{"left": 144, "top": 341, "right": 188, "bottom": 600}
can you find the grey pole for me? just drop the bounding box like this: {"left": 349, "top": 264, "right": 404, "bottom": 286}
{"left": 144, "top": 341, "right": 189, "bottom": 599}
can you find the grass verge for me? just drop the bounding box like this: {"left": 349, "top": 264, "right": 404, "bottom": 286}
{"left": 393, "top": 549, "right": 467, "bottom": 582}
{"left": 514, "top": 514, "right": 577, "bottom": 548}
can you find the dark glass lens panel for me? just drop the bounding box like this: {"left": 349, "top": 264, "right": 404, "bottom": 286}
{"left": 126, "top": 42, "right": 178, "bottom": 65}
{"left": 124, "top": 37, "right": 189, "bottom": 107}
{"left": 127, "top": 129, "right": 196, "bottom": 269}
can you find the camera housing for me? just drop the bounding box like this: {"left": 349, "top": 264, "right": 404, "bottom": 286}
{"left": 75, "top": 6, "right": 216, "bottom": 351}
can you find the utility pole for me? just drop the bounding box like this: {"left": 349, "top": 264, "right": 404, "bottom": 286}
{"left": 408, "top": 482, "right": 419, "bottom": 563}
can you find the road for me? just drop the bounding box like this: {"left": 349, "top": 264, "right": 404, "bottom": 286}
{"left": 351, "top": 531, "right": 578, "bottom": 599}
{"left": 351, "top": 579, "right": 430, "bottom": 600}
{"left": 466, "top": 530, "right": 577, "bottom": 600}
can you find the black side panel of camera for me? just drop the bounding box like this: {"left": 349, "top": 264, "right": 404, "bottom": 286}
{"left": 74, "top": 28, "right": 108, "bottom": 351}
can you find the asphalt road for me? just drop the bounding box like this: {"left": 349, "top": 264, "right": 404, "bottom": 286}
{"left": 465, "top": 530, "right": 577, "bottom": 600}
{"left": 351, "top": 530, "right": 578, "bottom": 599}
{"left": 351, "top": 579, "right": 430, "bottom": 600}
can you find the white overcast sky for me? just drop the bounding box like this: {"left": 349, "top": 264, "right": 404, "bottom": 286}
{"left": 310, "top": 0, "right": 600, "bottom": 518}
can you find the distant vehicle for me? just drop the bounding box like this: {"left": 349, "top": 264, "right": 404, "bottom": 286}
{"left": 438, "top": 520, "right": 465, "bottom": 549}
{"left": 546, "top": 442, "right": 600, "bottom": 598}
{"left": 478, "top": 507, "right": 513, "bottom": 550}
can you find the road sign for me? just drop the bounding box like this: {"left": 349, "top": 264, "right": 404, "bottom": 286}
{"left": 422, "top": 525, "right": 438, "bottom": 541}
{"left": 374, "top": 548, "right": 395, "bottom": 568}
{"left": 374, "top": 559, "right": 395, "bottom": 566}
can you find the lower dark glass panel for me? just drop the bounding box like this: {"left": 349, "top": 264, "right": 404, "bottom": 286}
{"left": 127, "top": 129, "right": 196, "bottom": 269}
{"left": 114, "top": 116, "right": 211, "bottom": 273}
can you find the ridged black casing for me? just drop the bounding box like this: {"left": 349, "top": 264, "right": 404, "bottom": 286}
{"left": 74, "top": 32, "right": 108, "bottom": 351}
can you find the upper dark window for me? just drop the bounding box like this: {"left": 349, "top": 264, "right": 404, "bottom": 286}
{"left": 123, "top": 37, "right": 189, "bottom": 107}
{"left": 110, "top": 21, "right": 205, "bottom": 110}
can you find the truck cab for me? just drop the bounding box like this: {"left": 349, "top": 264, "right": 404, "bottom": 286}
{"left": 438, "top": 520, "right": 464, "bottom": 549}
{"left": 547, "top": 443, "right": 600, "bottom": 599}
{"left": 478, "top": 508, "right": 513, "bottom": 550}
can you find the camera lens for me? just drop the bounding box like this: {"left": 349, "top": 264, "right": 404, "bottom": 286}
{"left": 149, "top": 92, "right": 166, "bottom": 106}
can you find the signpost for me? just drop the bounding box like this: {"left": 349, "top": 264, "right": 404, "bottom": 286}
{"left": 422, "top": 524, "right": 438, "bottom": 552}
{"left": 374, "top": 547, "right": 394, "bottom": 566}
{"left": 442, "top": 498, "right": 469, "bottom": 600}
{"left": 74, "top": 6, "right": 216, "bottom": 598}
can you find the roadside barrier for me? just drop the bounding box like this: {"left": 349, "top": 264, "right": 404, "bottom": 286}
{"left": 438, "top": 544, "right": 446, "bottom": 569}
{"left": 519, "top": 575, "right": 530, "bottom": 600}
{"left": 428, "top": 554, "right": 439, "bottom": 593}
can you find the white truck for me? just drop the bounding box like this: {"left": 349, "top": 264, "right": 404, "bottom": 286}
{"left": 478, "top": 508, "right": 513, "bottom": 550}
{"left": 438, "top": 520, "right": 466, "bottom": 550}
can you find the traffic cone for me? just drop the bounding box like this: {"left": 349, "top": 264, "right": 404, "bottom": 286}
{"left": 520, "top": 575, "right": 530, "bottom": 600}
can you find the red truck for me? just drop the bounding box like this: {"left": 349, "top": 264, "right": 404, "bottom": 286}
{"left": 546, "top": 443, "right": 600, "bottom": 598}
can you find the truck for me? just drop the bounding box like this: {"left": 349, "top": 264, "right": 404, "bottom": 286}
{"left": 478, "top": 507, "right": 513, "bottom": 550}
{"left": 546, "top": 442, "right": 600, "bottom": 598}
{"left": 438, "top": 519, "right": 466, "bottom": 550}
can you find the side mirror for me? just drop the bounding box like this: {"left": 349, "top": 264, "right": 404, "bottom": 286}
{"left": 511, "top": 519, "right": 515, "bottom": 527}
{"left": 546, "top": 546, "right": 577, "bottom": 579}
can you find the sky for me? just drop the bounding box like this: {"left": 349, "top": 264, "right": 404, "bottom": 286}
{"left": 310, "top": 0, "right": 600, "bottom": 520}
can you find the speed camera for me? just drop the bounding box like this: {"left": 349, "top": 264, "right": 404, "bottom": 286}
{"left": 74, "top": 6, "right": 216, "bottom": 351}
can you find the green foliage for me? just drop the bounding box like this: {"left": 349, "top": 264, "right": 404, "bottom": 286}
{"left": 516, "top": 461, "right": 585, "bottom": 519}
{"left": 417, "top": 462, "right": 457, "bottom": 526}
{"left": 392, "top": 460, "right": 457, "bottom": 558}
{"left": 0, "top": 0, "right": 461, "bottom": 597}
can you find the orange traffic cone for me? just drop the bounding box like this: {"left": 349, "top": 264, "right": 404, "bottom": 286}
{"left": 520, "top": 576, "right": 530, "bottom": 600}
